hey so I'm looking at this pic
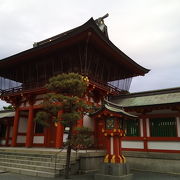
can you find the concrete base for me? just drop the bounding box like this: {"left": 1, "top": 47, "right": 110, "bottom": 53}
{"left": 79, "top": 152, "right": 105, "bottom": 173}
{"left": 123, "top": 151, "right": 180, "bottom": 174}
{"left": 0, "top": 170, "right": 7, "bottom": 174}
{"left": 95, "top": 173, "right": 133, "bottom": 180}
{"left": 94, "top": 163, "right": 133, "bottom": 180}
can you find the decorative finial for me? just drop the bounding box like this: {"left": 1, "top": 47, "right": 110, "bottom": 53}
{"left": 95, "top": 13, "right": 109, "bottom": 38}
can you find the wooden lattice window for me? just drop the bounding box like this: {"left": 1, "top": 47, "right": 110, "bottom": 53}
{"left": 126, "top": 119, "right": 139, "bottom": 136}
{"left": 105, "top": 117, "right": 115, "bottom": 130}
{"left": 118, "top": 118, "right": 123, "bottom": 129}
{"left": 150, "top": 117, "right": 176, "bottom": 137}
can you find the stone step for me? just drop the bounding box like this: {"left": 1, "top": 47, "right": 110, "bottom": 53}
{"left": 0, "top": 158, "right": 64, "bottom": 169}
{"left": 0, "top": 165, "right": 60, "bottom": 178}
{"left": 0, "top": 156, "right": 76, "bottom": 168}
{"left": 0, "top": 155, "right": 76, "bottom": 165}
{"left": 0, "top": 154, "right": 51, "bottom": 161}
{"left": 0, "top": 148, "right": 79, "bottom": 177}
{"left": 0, "top": 151, "right": 52, "bottom": 157}
{"left": 0, "top": 150, "right": 77, "bottom": 158}
{"left": 0, "top": 152, "right": 77, "bottom": 162}
{"left": 0, "top": 161, "right": 63, "bottom": 173}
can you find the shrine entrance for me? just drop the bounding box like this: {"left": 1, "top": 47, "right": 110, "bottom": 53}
{"left": 0, "top": 111, "right": 14, "bottom": 147}
{"left": 45, "top": 122, "right": 56, "bottom": 147}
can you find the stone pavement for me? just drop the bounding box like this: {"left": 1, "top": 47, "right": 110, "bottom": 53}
{"left": 0, "top": 171, "right": 180, "bottom": 180}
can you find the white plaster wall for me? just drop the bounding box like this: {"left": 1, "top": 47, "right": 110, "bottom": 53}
{"left": 148, "top": 141, "right": 180, "bottom": 150}
{"left": 34, "top": 100, "right": 43, "bottom": 105}
{"left": 89, "top": 97, "right": 94, "bottom": 103}
{"left": 18, "top": 117, "right": 28, "bottom": 133}
{"left": 63, "top": 133, "right": 68, "bottom": 142}
{"left": 19, "top": 97, "right": 26, "bottom": 107}
{"left": 176, "top": 117, "right": 180, "bottom": 137}
{"left": 98, "top": 100, "right": 102, "bottom": 106}
{"left": 17, "top": 136, "right": 26, "bottom": 143}
{"left": 20, "top": 111, "right": 28, "bottom": 116}
{"left": 20, "top": 103, "right": 25, "bottom": 107}
{"left": 33, "top": 136, "right": 44, "bottom": 144}
{"left": 83, "top": 115, "right": 94, "bottom": 130}
{"left": 36, "top": 94, "right": 45, "bottom": 99}
{"left": 122, "top": 140, "right": 144, "bottom": 149}
{"left": 25, "top": 102, "right": 30, "bottom": 107}
{"left": 8, "top": 140, "right": 12, "bottom": 145}
{"left": 0, "top": 140, "right": 6, "bottom": 145}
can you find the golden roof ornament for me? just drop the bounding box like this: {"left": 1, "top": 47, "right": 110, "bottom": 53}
{"left": 95, "top": 13, "right": 109, "bottom": 37}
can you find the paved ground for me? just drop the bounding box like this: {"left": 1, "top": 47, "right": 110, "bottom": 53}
{"left": 0, "top": 170, "right": 180, "bottom": 180}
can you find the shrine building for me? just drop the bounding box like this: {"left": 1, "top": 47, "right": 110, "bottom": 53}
{"left": 0, "top": 17, "right": 179, "bottom": 154}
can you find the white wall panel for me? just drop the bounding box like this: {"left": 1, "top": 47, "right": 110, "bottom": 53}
{"left": 17, "top": 136, "right": 26, "bottom": 143}
{"left": 63, "top": 133, "right": 68, "bottom": 143}
{"left": 122, "top": 140, "right": 144, "bottom": 149}
{"left": 33, "top": 136, "right": 44, "bottom": 144}
{"left": 83, "top": 115, "right": 94, "bottom": 130}
{"left": 8, "top": 140, "right": 12, "bottom": 145}
{"left": 0, "top": 140, "right": 6, "bottom": 145}
{"left": 34, "top": 100, "right": 43, "bottom": 105}
{"left": 18, "top": 117, "right": 27, "bottom": 133}
{"left": 148, "top": 141, "right": 180, "bottom": 150}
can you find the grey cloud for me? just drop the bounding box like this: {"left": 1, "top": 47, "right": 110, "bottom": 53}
{"left": 0, "top": 0, "right": 180, "bottom": 109}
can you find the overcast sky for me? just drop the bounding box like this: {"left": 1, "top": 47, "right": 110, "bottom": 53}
{"left": 0, "top": 0, "right": 180, "bottom": 109}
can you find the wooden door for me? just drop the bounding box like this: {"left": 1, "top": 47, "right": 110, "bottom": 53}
{"left": 46, "top": 122, "right": 56, "bottom": 147}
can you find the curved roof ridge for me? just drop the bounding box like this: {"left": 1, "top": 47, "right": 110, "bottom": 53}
{"left": 0, "top": 17, "right": 149, "bottom": 76}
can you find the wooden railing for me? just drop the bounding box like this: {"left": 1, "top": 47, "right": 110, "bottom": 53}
{"left": 0, "top": 81, "right": 46, "bottom": 96}
{"left": 0, "top": 79, "right": 123, "bottom": 97}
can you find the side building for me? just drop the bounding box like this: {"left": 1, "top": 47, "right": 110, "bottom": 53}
{"left": 110, "top": 87, "right": 180, "bottom": 153}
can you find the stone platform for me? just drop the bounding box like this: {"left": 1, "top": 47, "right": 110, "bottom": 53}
{"left": 94, "top": 163, "right": 133, "bottom": 180}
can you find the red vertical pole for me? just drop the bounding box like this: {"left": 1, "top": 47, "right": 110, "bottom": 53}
{"left": 106, "top": 136, "right": 111, "bottom": 154}
{"left": 55, "top": 111, "right": 64, "bottom": 148}
{"left": 143, "top": 116, "right": 148, "bottom": 151}
{"left": 11, "top": 107, "right": 20, "bottom": 147}
{"left": 113, "top": 136, "right": 120, "bottom": 163}
{"left": 26, "top": 105, "right": 34, "bottom": 147}
{"left": 119, "top": 137, "right": 122, "bottom": 155}
{"left": 113, "top": 136, "right": 119, "bottom": 156}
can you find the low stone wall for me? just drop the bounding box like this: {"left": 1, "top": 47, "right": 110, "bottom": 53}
{"left": 78, "top": 151, "right": 105, "bottom": 173}
{"left": 123, "top": 151, "right": 180, "bottom": 174}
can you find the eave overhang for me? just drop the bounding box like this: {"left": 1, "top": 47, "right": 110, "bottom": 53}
{"left": 90, "top": 99, "right": 137, "bottom": 119}
{"left": 0, "top": 18, "right": 149, "bottom": 78}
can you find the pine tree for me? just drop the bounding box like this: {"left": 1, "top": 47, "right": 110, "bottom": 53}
{"left": 3, "top": 105, "right": 14, "bottom": 110}
{"left": 34, "top": 73, "right": 92, "bottom": 179}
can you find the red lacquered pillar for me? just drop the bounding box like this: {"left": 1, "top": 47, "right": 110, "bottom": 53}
{"left": 11, "top": 107, "right": 20, "bottom": 147}
{"left": 104, "top": 134, "right": 111, "bottom": 163}
{"left": 55, "top": 111, "right": 64, "bottom": 148}
{"left": 26, "top": 105, "right": 34, "bottom": 147}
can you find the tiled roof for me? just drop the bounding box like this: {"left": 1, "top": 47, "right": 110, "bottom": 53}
{"left": 111, "top": 87, "right": 180, "bottom": 107}
{"left": 90, "top": 100, "right": 137, "bottom": 118}
{"left": 0, "top": 110, "right": 15, "bottom": 119}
